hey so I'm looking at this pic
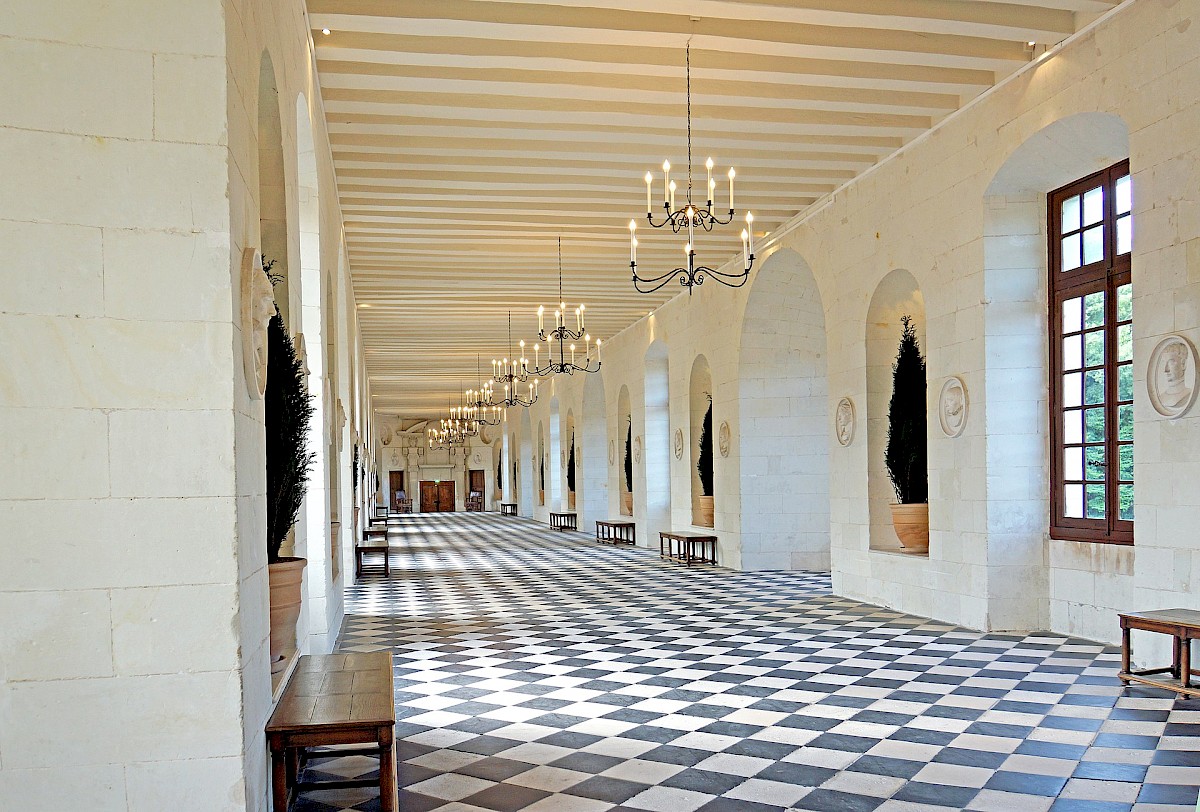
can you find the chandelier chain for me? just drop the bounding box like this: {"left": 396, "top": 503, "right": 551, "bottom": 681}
{"left": 686, "top": 43, "right": 692, "bottom": 200}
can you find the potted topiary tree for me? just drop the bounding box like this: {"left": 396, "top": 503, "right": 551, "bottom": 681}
{"left": 566, "top": 432, "right": 576, "bottom": 510}
{"left": 697, "top": 396, "right": 714, "bottom": 527}
{"left": 539, "top": 451, "right": 545, "bottom": 506}
{"left": 496, "top": 447, "right": 503, "bottom": 503}
{"left": 886, "top": 315, "right": 929, "bottom": 552}
{"left": 622, "top": 419, "right": 633, "bottom": 515}
{"left": 265, "top": 308, "right": 315, "bottom": 674}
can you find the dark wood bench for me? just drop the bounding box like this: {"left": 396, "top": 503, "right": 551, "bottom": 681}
{"left": 500, "top": 502, "right": 518, "bottom": 516}
{"left": 596, "top": 520, "right": 635, "bottom": 545}
{"left": 659, "top": 530, "right": 717, "bottom": 566}
{"left": 549, "top": 512, "right": 577, "bottom": 531}
{"left": 354, "top": 540, "right": 390, "bottom": 577}
{"left": 1119, "top": 609, "right": 1200, "bottom": 699}
{"left": 267, "top": 653, "right": 396, "bottom": 812}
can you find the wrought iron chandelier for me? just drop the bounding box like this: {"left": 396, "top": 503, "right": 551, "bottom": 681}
{"left": 530, "top": 238, "right": 601, "bottom": 376}
{"left": 491, "top": 313, "right": 538, "bottom": 407}
{"left": 429, "top": 393, "right": 478, "bottom": 448}
{"left": 462, "top": 356, "right": 503, "bottom": 426}
{"left": 629, "top": 44, "right": 755, "bottom": 294}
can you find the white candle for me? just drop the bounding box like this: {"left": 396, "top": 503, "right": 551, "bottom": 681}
{"left": 705, "top": 157, "right": 713, "bottom": 201}
{"left": 746, "top": 212, "right": 754, "bottom": 256}
{"left": 596, "top": 339, "right": 602, "bottom": 363}
{"left": 662, "top": 160, "right": 670, "bottom": 204}
{"left": 709, "top": 178, "right": 716, "bottom": 207}
{"left": 585, "top": 334, "right": 591, "bottom": 357}
{"left": 579, "top": 304, "right": 585, "bottom": 331}
{"left": 629, "top": 220, "right": 637, "bottom": 262}
{"left": 570, "top": 344, "right": 576, "bottom": 365}
{"left": 669, "top": 180, "right": 676, "bottom": 212}
{"left": 741, "top": 229, "right": 748, "bottom": 268}
{"left": 728, "top": 168, "right": 735, "bottom": 211}
{"left": 687, "top": 206, "right": 694, "bottom": 247}
{"left": 538, "top": 305, "right": 544, "bottom": 333}
{"left": 645, "top": 172, "right": 652, "bottom": 214}
{"left": 534, "top": 344, "right": 540, "bottom": 367}
{"left": 575, "top": 307, "right": 581, "bottom": 331}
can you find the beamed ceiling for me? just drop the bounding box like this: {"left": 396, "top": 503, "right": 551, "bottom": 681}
{"left": 307, "top": 0, "right": 1118, "bottom": 421}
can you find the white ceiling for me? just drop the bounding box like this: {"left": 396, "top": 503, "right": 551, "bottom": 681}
{"left": 307, "top": 0, "right": 1117, "bottom": 420}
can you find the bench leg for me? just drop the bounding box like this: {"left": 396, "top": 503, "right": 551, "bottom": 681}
{"left": 379, "top": 729, "right": 397, "bottom": 812}
{"left": 1119, "top": 626, "right": 1131, "bottom": 682}
{"left": 270, "top": 739, "right": 289, "bottom": 812}
{"left": 1182, "top": 637, "right": 1192, "bottom": 692}
{"left": 383, "top": 548, "right": 390, "bottom": 578}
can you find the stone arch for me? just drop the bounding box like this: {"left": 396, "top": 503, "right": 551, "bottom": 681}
{"left": 737, "top": 248, "right": 830, "bottom": 570}
{"left": 617, "top": 384, "right": 633, "bottom": 517}
{"left": 257, "top": 51, "right": 289, "bottom": 327}
{"left": 580, "top": 371, "right": 607, "bottom": 530}
{"left": 689, "top": 354, "right": 714, "bottom": 527}
{"left": 866, "top": 269, "right": 926, "bottom": 553}
{"left": 643, "top": 342, "right": 670, "bottom": 540}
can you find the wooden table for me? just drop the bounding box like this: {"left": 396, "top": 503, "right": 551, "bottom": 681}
{"left": 500, "top": 503, "right": 518, "bottom": 516}
{"left": 659, "top": 530, "right": 717, "bottom": 566}
{"left": 1118, "top": 609, "right": 1200, "bottom": 699}
{"left": 354, "top": 540, "right": 390, "bottom": 577}
{"left": 267, "top": 653, "right": 396, "bottom": 812}
{"left": 596, "top": 520, "right": 636, "bottom": 545}
{"left": 364, "top": 524, "right": 388, "bottom": 541}
{"left": 549, "top": 512, "right": 577, "bottom": 531}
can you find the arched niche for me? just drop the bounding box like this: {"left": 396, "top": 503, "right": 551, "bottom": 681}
{"left": 643, "top": 341, "right": 670, "bottom": 539}
{"left": 518, "top": 407, "right": 534, "bottom": 516}
{"left": 981, "top": 112, "right": 1130, "bottom": 630}
{"left": 565, "top": 409, "right": 577, "bottom": 510}
{"left": 617, "top": 385, "right": 633, "bottom": 516}
{"left": 537, "top": 421, "right": 546, "bottom": 506}
{"left": 866, "top": 269, "right": 927, "bottom": 554}
{"left": 689, "top": 354, "right": 714, "bottom": 527}
{"left": 738, "top": 248, "right": 830, "bottom": 570}
{"left": 493, "top": 437, "right": 503, "bottom": 502}
{"left": 258, "top": 52, "right": 289, "bottom": 328}
{"left": 580, "top": 371, "right": 607, "bottom": 530}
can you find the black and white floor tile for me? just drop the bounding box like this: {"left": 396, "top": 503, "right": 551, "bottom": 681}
{"left": 294, "top": 512, "right": 1200, "bottom": 812}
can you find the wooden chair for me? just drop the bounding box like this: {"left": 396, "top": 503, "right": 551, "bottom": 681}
{"left": 395, "top": 498, "right": 413, "bottom": 514}
{"left": 465, "top": 491, "right": 484, "bottom": 512}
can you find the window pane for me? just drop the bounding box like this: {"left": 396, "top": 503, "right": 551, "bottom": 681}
{"left": 1115, "top": 174, "right": 1132, "bottom": 215}
{"left": 1064, "top": 409, "right": 1083, "bottom": 444}
{"left": 1063, "top": 335, "right": 1083, "bottom": 370}
{"left": 1062, "top": 194, "right": 1081, "bottom": 233}
{"left": 1086, "top": 484, "right": 1106, "bottom": 518}
{"left": 1119, "top": 484, "right": 1134, "bottom": 521}
{"left": 1085, "top": 407, "right": 1105, "bottom": 442}
{"left": 1063, "top": 297, "right": 1083, "bottom": 333}
{"left": 1085, "top": 446, "right": 1106, "bottom": 481}
{"left": 1062, "top": 234, "right": 1081, "bottom": 272}
{"left": 1063, "top": 372, "right": 1082, "bottom": 408}
{"left": 1118, "top": 364, "right": 1133, "bottom": 401}
{"left": 1084, "top": 292, "right": 1105, "bottom": 328}
{"left": 1119, "top": 444, "right": 1133, "bottom": 481}
{"left": 1085, "top": 331, "right": 1105, "bottom": 367}
{"left": 1083, "top": 186, "right": 1104, "bottom": 226}
{"left": 1116, "top": 214, "right": 1132, "bottom": 255}
{"left": 1065, "top": 484, "right": 1084, "bottom": 518}
{"left": 1118, "top": 404, "right": 1134, "bottom": 441}
{"left": 1118, "top": 323, "right": 1132, "bottom": 362}
{"left": 1065, "top": 446, "right": 1083, "bottom": 480}
{"left": 1084, "top": 369, "right": 1105, "bottom": 405}
{"left": 1117, "top": 284, "right": 1132, "bottom": 322}
{"left": 1082, "top": 225, "right": 1105, "bottom": 265}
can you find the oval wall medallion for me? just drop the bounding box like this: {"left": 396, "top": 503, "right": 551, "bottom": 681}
{"left": 834, "top": 397, "right": 855, "bottom": 447}
{"left": 673, "top": 428, "right": 684, "bottom": 460}
{"left": 608, "top": 439, "right": 615, "bottom": 465}
{"left": 718, "top": 421, "right": 731, "bottom": 457}
{"left": 1148, "top": 334, "right": 1199, "bottom": 418}
{"left": 479, "top": 425, "right": 494, "bottom": 444}
{"left": 634, "top": 435, "right": 643, "bottom": 463}
{"left": 473, "top": 452, "right": 482, "bottom": 465}
{"left": 938, "top": 377, "right": 968, "bottom": 438}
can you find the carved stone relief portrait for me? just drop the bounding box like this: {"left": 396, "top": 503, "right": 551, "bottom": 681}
{"left": 633, "top": 435, "right": 642, "bottom": 463}
{"left": 674, "top": 428, "right": 684, "bottom": 460}
{"left": 608, "top": 439, "right": 615, "bottom": 465}
{"left": 834, "top": 397, "right": 855, "bottom": 447}
{"left": 938, "top": 377, "right": 968, "bottom": 438}
{"left": 240, "top": 248, "right": 275, "bottom": 399}
{"left": 718, "top": 421, "right": 731, "bottom": 457}
{"left": 1149, "top": 335, "right": 1198, "bottom": 418}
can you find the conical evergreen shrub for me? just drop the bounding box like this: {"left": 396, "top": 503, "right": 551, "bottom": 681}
{"left": 697, "top": 398, "right": 714, "bottom": 497}
{"left": 265, "top": 310, "right": 315, "bottom": 563}
{"left": 885, "top": 315, "right": 928, "bottom": 504}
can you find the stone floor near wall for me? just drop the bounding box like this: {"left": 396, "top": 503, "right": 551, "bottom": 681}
{"left": 296, "top": 512, "right": 1199, "bottom": 812}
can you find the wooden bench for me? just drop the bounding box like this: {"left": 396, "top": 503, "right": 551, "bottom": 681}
{"left": 267, "top": 653, "right": 396, "bottom": 812}
{"left": 354, "top": 540, "right": 390, "bottom": 577}
{"left": 596, "top": 520, "right": 636, "bottom": 545}
{"left": 659, "top": 530, "right": 717, "bottom": 566}
{"left": 549, "top": 512, "right": 577, "bottom": 531}
{"left": 1118, "top": 609, "right": 1200, "bottom": 699}
{"left": 374, "top": 505, "right": 388, "bottom": 520}
{"left": 500, "top": 502, "right": 518, "bottom": 516}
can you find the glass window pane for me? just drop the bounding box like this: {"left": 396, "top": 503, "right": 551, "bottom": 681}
{"left": 1119, "top": 484, "right": 1134, "bottom": 521}
{"left": 1118, "top": 364, "right": 1133, "bottom": 401}
{"left": 1117, "top": 284, "right": 1132, "bottom": 322}
{"left": 1063, "top": 297, "right": 1083, "bottom": 333}
{"left": 1083, "top": 186, "right": 1104, "bottom": 226}
{"left": 1118, "top": 324, "right": 1132, "bottom": 362}
{"left": 1063, "top": 335, "right": 1083, "bottom": 370}
{"left": 1118, "top": 404, "right": 1134, "bottom": 441}
{"left": 1065, "top": 484, "right": 1084, "bottom": 518}
{"left": 1116, "top": 214, "right": 1132, "bottom": 255}
{"left": 1062, "top": 234, "right": 1081, "bottom": 272}
{"left": 1064, "top": 409, "right": 1083, "bottom": 444}
{"left": 1082, "top": 225, "right": 1105, "bottom": 265}
{"left": 1084, "top": 369, "right": 1105, "bottom": 405}
{"left": 1119, "top": 444, "right": 1133, "bottom": 481}
{"left": 1063, "top": 372, "right": 1083, "bottom": 408}
{"left": 1084, "top": 292, "right": 1105, "bottom": 328}
{"left": 1062, "top": 194, "right": 1081, "bottom": 233}
{"left": 1085, "top": 331, "right": 1105, "bottom": 367}
{"left": 1065, "top": 447, "right": 1083, "bottom": 481}
{"left": 1086, "top": 484, "right": 1106, "bottom": 519}
{"left": 1115, "top": 174, "right": 1132, "bottom": 215}
{"left": 1085, "top": 446, "right": 1106, "bottom": 481}
{"left": 1085, "top": 407, "right": 1105, "bottom": 442}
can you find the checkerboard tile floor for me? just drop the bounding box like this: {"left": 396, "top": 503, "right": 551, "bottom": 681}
{"left": 294, "top": 513, "right": 1200, "bottom": 812}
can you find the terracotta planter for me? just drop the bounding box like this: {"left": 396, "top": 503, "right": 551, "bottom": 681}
{"left": 568, "top": 492, "right": 576, "bottom": 510}
{"left": 621, "top": 492, "right": 633, "bottom": 516}
{"left": 698, "top": 495, "right": 715, "bottom": 528}
{"left": 268, "top": 557, "right": 306, "bottom": 674}
{"left": 889, "top": 503, "right": 929, "bottom": 552}
{"left": 539, "top": 489, "right": 545, "bottom": 505}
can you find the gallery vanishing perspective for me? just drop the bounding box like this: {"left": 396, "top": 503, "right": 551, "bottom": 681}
{"left": 3, "top": 0, "right": 1200, "bottom": 810}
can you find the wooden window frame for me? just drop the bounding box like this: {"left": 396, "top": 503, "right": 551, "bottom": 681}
{"left": 1048, "top": 160, "right": 1132, "bottom": 544}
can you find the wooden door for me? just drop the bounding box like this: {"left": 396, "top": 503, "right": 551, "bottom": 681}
{"left": 420, "top": 481, "right": 456, "bottom": 512}
{"left": 469, "top": 470, "right": 485, "bottom": 495}
{"left": 389, "top": 471, "right": 405, "bottom": 508}
{"left": 438, "top": 481, "right": 455, "bottom": 511}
